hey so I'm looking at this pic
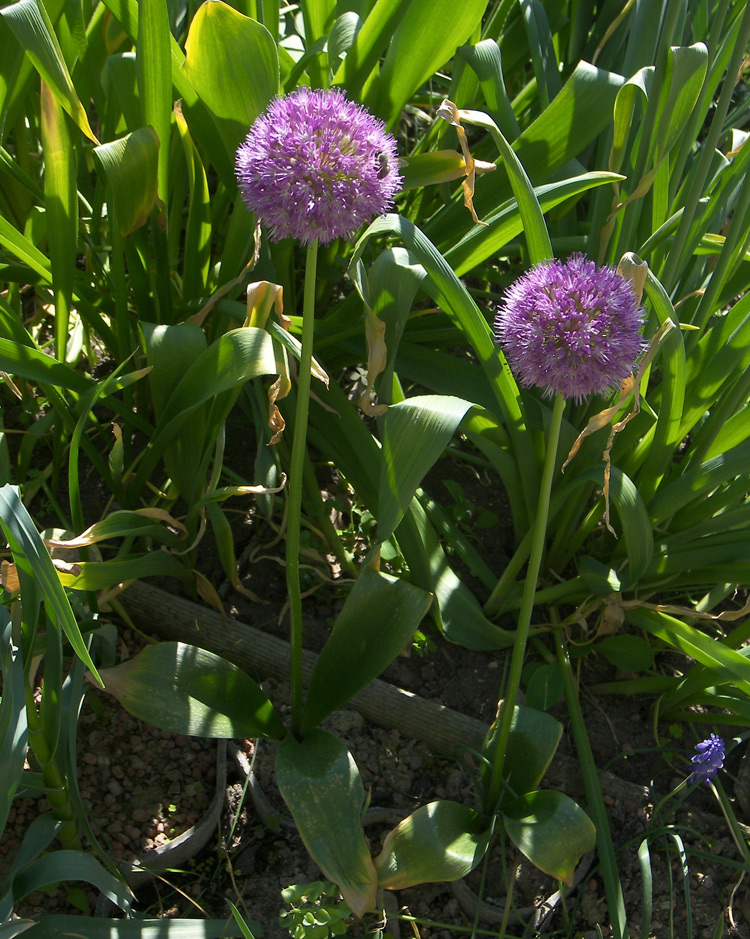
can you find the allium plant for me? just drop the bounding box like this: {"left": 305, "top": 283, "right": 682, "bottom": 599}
{"left": 487, "top": 252, "right": 645, "bottom": 808}
{"left": 495, "top": 254, "right": 645, "bottom": 402}
{"left": 236, "top": 88, "right": 401, "bottom": 736}
{"left": 235, "top": 87, "right": 401, "bottom": 245}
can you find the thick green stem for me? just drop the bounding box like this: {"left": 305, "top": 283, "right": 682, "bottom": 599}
{"left": 25, "top": 687, "right": 81, "bottom": 849}
{"left": 287, "top": 240, "right": 319, "bottom": 738}
{"left": 486, "top": 392, "right": 565, "bottom": 807}
{"left": 555, "top": 626, "right": 628, "bottom": 939}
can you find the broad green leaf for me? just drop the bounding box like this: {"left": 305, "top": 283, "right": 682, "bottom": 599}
{"left": 482, "top": 704, "right": 562, "bottom": 811}
{"left": 183, "top": 0, "right": 278, "bottom": 160}
{"left": 0, "top": 0, "right": 98, "bottom": 142}
{"left": 452, "top": 105, "right": 552, "bottom": 264}
{"left": 174, "top": 102, "right": 212, "bottom": 301}
{"left": 426, "top": 62, "right": 625, "bottom": 253}
{"left": 595, "top": 635, "right": 655, "bottom": 672}
{"left": 7, "top": 850, "right": 132, "bottom": 913}
{"left": 398, "top": 497, "right": 517, "bottom": 650}
{"left": 40, "top": 81, "right": 76, "bottom": 361}
{"left": 655, "top": 43, "right": 708, "bottom": 163}
{"left": 351, "top": 214, "right": 536, "bottom": 525}
{"left": 276, "top": 730, "right": 377, "bottom": 918}
{"left": 55, "top": 551, "right": 194, "bottom": 590}
{"left": 609, "top": 466, "right": 653, "bottom": 586}
{"left": 144, "top": 321, "right": 208, "bottom": 505}
{"left": 332, "top": 0, "right": 409, "bottom": 101}
{"left": 95, "top": 641, "right": 286, "bottom": 739}
{"left": 46, "top": 510, "right": 187, "bottom": 549}
{"left": 93, "top": 128, "right": 160, "bottom": 238}
{"left": 377, "top": 395, "right": 473, "bottom": 544}
{"left": 374, "top": 801, "right": 490, "bottom": 889}
{"left": 449, "top": 171, "right": 621, "bottom": 275}
{"left": 0, "top": 485, "right": 100, "bottom": 683}
{"left": 626, "top": 608, "right": 750, "bottom": 696}
{"left": 0, "top": 337, "right": 91, "bottom": 392}
{"left": 610, "top": 67, "right": 652, "bottom": 175}
{"left": 136, "top": 0, "right": 171, "bottom": 203}
{"left": 374, "top": 0, "right": 487, "bottom": 126}
{"left": 503, "top": 790, "right": 596, "bottom": 885}
{"left": 0, "top": 215, "right": 53, "bottom": 283}
{"left": 129, "top": 326, "right": 277, "bottom": 496}
{"left": 459, "top": 39, "right": 519, "bottom": 139}
{"left": 525, "top": 662, "right": 565, "bottom": 711}
{"left": 0, "top": 607, "right": 27, "bottom": 838}
{"left": 648, "top": 439, "right": 750, "bottom": 525}
{"left": 519, "top": 0, "right": 561, "bottom": 109}
{"left": 636, "top": 271, "right": 686, "bottom": 502}
{"left": 302, "top": 568, "right": 432, "bottom": 732}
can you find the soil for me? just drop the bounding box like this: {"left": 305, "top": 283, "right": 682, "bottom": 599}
{"left": 2, "top": 444, "right": 749, "bottom": 938}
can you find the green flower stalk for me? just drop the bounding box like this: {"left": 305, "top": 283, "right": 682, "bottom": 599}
{"left": 236, "top": 89, "right": 401, "bottom": 734}
{"left": 487, "top": 255, "right": 645, "bottom": 804}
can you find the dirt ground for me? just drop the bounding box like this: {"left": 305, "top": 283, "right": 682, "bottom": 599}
{"left": 2, "top": 442, "right": 749, "bottom": 938}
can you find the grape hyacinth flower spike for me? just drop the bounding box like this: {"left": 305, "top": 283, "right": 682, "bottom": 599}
{"left": 495, "top": 253, "right": 646, "bottom": 402}
{"left": 235, "top": 87, "right": 402, "bottom": 245}
{"left": 687, "top": 734, "right": 725, "bottom": 785}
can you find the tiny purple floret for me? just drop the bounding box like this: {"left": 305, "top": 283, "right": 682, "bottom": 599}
{"left": 494, "top": 254, "right": 646, "bottom": 402}
{"left": 235, "top": 87, "right": 402, "bottom": 245}
{"left": 687, "top": 734, "right": 725, "bottom": 785}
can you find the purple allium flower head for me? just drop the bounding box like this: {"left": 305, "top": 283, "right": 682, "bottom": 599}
{"left": 494, "top": 254, "right": 646, "bottom": 402}
{"left": 235, "top": 87, "right": 402, "bottom": 245}
{"left": 687, "top": 734, "right": 725, "bottom": 785}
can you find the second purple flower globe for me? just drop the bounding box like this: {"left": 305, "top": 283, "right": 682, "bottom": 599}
{"left": 495, "top": 254, "right": 646, "bottom": 402}
{"left": 235, "top": 87, "right": 401, "bottom": 245}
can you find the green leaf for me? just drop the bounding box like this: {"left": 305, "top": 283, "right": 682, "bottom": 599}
{"left": 92, "top": 128, "right": 160, "bottom": 238}
{"left": 596, "top": 635, "right": 655, "bottom": 672}
{"left": 625, "top": 608, "right": 750, "bottom": 697}
{"left": 525, "top": 662, "right": 565, "bottom": 711}
{"left": 302, "top": 568, "right": 432, "bottom": 732}
{"left": 448, "top": 171, "right": 620, "bottom": 276}
{"left": 40, "top": 81, "right": 76, "bottom": 361}
{"left": 351, "top": 214, "right": 536, "bottom": 525}
{"left": 136, "top": 0, "right": 172, "bottom": 204}
{"left": 655, "top": 43, "right": 708, "bottom": 163}
{"left": 482, "top": 704, "right": 562, "bottom": 811}
{"left": 0, "top": 485, "right": 100, "bottom": 683}
{"left": 95, "top": 641, "right": 286, "bottom": 740}
{"left": 502, "top": 790, "right": 596, "bottom": 885}
{"left": 144, "top": 321, "right": 208, "bottom": 505}
{"left": 0, "top": 606, "right": 27, "bottom": 838}
{"left": 397, "top": 498, "right": 516, "bottom": 650}
{"left": 373, "top": 0, "right": 487, "bottom": 126}
{"left": 7, "top": 850, "right": 132, "bottom": 913}
{"left": 182, "top": 0, "right": 278, "bottom": 160}
{"left": 377, "top": 395, "right": 473, "bottom": 544}
{"left": 276, "top": 730, "right": 377, "bottom": 919}
{"left": 0, "top": 215, "right": 52, "bottom": 283}
{"left": 373, "top": 801, "right": 490, "bottom": 889}
{"left": 609, "top": 466, "right": 653, "bottom": 586}
{"left": 129, "top": 326, "right": 277, "bottom": 497}
{"left": 0, "top": 0, "right": 98, "bottom": 142}
{"left": 0, "top": 337, "right": 91, "bottom": 392}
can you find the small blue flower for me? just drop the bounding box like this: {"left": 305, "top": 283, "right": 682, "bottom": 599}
{"left": 687, "top": 734, "right": 725, "bottom": 785}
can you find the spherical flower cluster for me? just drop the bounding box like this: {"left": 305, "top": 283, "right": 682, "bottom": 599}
{"left": 235, "top": 87, "right": 402, "bottom": 245}
{"left": 494, "top": 254, "right": 646, "bottom": 402}
{"left": 687, "top": 734, "right": 725, "bottom": 785}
